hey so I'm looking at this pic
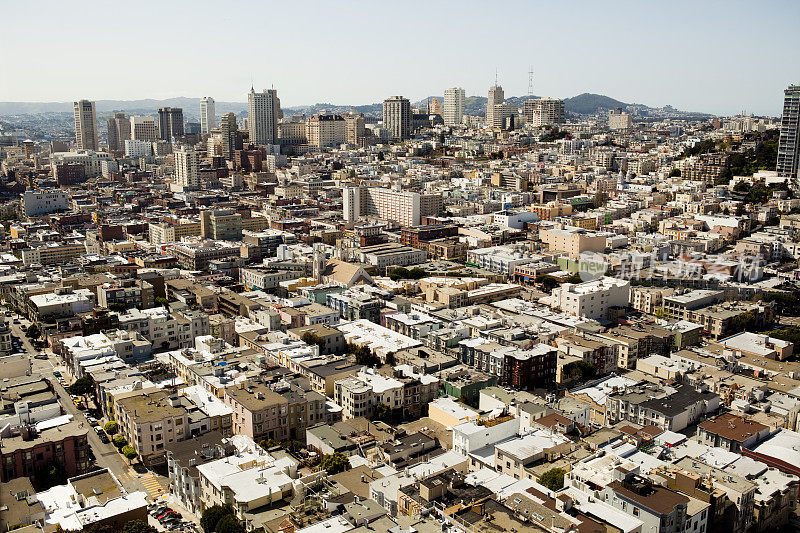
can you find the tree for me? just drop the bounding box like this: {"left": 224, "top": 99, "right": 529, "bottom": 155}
{"left": 155, "top": 297, "right": 169, "bottom": 307}
{"left": 536, "top": 275, "right": 560, "bottom": 293}
{"left": 214, "top": 515, "right": 245, "bottom": 533}
{"left": 112, "top": 434, "right": 127, "bottom": 448}
{"left": 539, "top": 468, "right": 566, "bottom": 491}
{"left": 374, "top": 403, "right": 391, "bottom": 422}
{"left": 103, "top": 421, "right": 118, "bottom": 435}
{"left": 385, "top": 352, "right": 396, "bottom": 366}
{"left": 69, "top": 376, "right": 95, "bottom": 398}
{"left": 319, "top": 452, "right": 349, "bottom": 475}
{"left": 301, "top": 332, "right": 326, "bottom": 352}
{"left": 201, "top": 505, "right": 233, "bottom": 533}
{"left": 122, "top": 520, "right": 157, "bottom": 533}
{"left": 25, "top": 323, "right": 41, "bottom": 340}
{"left": 563, "top": 361, "right": 596, "bottom": 382}
{"left": 122, "top": 445, "right": 137, "bottom": 460}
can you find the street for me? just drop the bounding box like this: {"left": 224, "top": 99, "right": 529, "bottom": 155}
{"left": 11, "top": 315, "right": 156, "bottom": 497}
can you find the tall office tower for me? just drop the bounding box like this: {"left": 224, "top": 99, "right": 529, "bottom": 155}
{"left": 130, "top": 116, "right": 159, "bottom": 142}
{"left": 158, "top": 107, "right": 185, "bottom": 140}
{"left": 248, "top": 88, "right": 281, "bottom": 145}
{"left": 383, "top": 96, "right": 411, "bottom": 141}
{"left": 219, "top": 112, "right": 240, "bottom": 160}
{"left": 777, "top": 85, "right": 800, "bottom": 181}
{"left": 486, "top": 85, "right": 504, "bottom": 128}
{"left": 343, "top": 112, "right": 365, "bottom": 146}
{"left": 73, "top": 100, "right": 99, "bottom": 150}
{"left": 443, "top": 87, "right": 466, "bottom": 126}
{"left": 106, "top": 112, "right": 131, "bottom": 152}
{"left": 523, "top": 97, "right": 565, "bottom": 127}
{"left": 174, "top": 146, "right": 200, "bottom": 190}
{"left": 200, "top": 97, "right": 216, "bottom": 134}
{"left": 428, "top": 98, "right": 442, "bottom": 115}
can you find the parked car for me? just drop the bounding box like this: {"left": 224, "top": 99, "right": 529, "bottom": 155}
{"left": 34, "top": 354, "right": 48, "bottom": 360}
{"left": 53, "top": 371, "right": 61, "bottom": 377}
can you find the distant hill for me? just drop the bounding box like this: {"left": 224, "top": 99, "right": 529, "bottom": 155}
{"left": 0, "top": 98, "right": 247, "bottom": 118}
{"left": 0, "top": 93, "right": 711, "bottom": 118}
{"left": 414, "top": 93, "right": 628, "bottom": 117}
{"left": 563, "top": 93, "right": 628, "bottom": 114}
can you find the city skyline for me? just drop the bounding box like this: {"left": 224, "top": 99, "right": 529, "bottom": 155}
{"left": 2, "top": 1, "right": 798, "bottom": 116}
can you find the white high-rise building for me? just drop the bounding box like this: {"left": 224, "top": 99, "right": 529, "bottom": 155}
{"left": 73, "top": 100, "right": 98, "bottom": 151}
{"left": 343, "top": 186, "right": 422, "bottom": 226}
{"left": 443, "top": 87, "right": 465, "bottom": 126}
{"left": 124, "top": 139, "right": 152, "bottom": 158}
{"left": 174, "top": 146, "right": 200, "bottom": 190}
{"left": 486, "top": 85, "right": 504, "bottom": 128}
{"left": 130, "top": 116, "right": 159, "bottom": 142}
{"left": 200, "top": 97, "right": 216, "bottom": 134}
{"left": 248, "top": 88, "right": 281, "bottom": 145}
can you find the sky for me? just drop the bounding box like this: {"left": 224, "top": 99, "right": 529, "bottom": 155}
{"left": 1, "top": 0, "right": 798, "bottom": 116}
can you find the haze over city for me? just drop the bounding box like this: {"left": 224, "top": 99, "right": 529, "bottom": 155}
{"left": 2, "top": 0, "right": 798, "bottom": 115}
{"left": 4, "top": 5, "right": 800, "bottom": 533}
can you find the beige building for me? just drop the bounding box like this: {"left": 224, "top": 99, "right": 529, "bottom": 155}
{"left": 115, "top": 391, "right": 190, "bottom": 465}
{"left": 539, "top": 227, "right": 606, "bottom": 258}
{"left": 306, "top": 114, "right": 346, "bottom": 148}
{"left": 343, "top": 112, "right": 365, "bottom": 145}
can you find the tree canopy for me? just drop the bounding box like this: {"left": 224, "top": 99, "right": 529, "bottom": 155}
{"left": 69, "top": 376, "right": 95, "bottom": 397}
{"left": 539, "top": 468, "right": 566, "bottom": 491}
{"left": 201, "top": 505, "right": 233, "bottom": 533}
{"left": 103, "top": 421, "right": 118, "bottom": 434}
{"left": 320, "top": 452, "right": 349, "bottom": 475}
{"left": 122, "top": 520, "right": 157, "bottom": 533}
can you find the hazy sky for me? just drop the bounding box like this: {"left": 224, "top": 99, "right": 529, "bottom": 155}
{"left": 2, "top": 0, "right": 798, "bottom": 116}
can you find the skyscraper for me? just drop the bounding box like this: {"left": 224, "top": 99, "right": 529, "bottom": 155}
{"left": 219, "top": 112, "right": 240, "bottom": 161}
{"left": 130, "top": 116, "right": 159, "bottom": 142}
{"left": 486, "top": 85, "right": 504, "bottom": 128}
{"left": 200, "top": 97, "right": 216, "bottom": 134}
{"left": 343, "top": 112, "right": 365, "bottom": 146}
{"left": 777, "top": 85, "right": 800, "bottom": 181}
{"left": 382, "top": 96, "right": 411, "bottom": 141}
{"left": 174, "top": 146, "right": 200, "bottom": 190}
{"left": 248, "top": 88, "right": 281, "bottom": 145}
{"left": 158, "top": 107, "right": 185, "bottom": 140}
{"left": 73, "top": 100, "right": 98, "bottom": 151}
{"left": 106, "top": 112, "right": 131, "bottom": 152}
{"left": 443, "top": 88, "right": 465, "bottom": 126}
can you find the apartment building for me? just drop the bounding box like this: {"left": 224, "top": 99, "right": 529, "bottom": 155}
{"left": 306, "top": 114, "right": 346, "bottom": 148}
{"left": 21, "top": 189, "right": 69, "bottom": 217}
{"left": 115, "top": 391, "right": 190, "bottom": 465}
{"left": 539, "top": 227, "right": 606, "bottom": 257}
{"left": 548, "top": 277, "right": 631, "bottom": 320}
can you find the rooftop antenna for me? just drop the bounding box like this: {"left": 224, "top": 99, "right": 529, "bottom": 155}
{"left": 528, "top": 66, "right": 535, "bottom": 97}
{"left": 495, "top": 69, "right": 499, "bottom": 86}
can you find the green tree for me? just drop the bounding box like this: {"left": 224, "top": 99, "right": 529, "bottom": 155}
{"left": 112, "top": 434, "right": 127, "bottom": 448}
{"left": 539, "top": 468, "right": 566, "bottom": 491}
{"left": 319, "top": 452, "right": 349, "bottom": 475}
{"left": 385, "top": 351, "right": 396, "bottom": 366}
{"left": 301, "top": 332, "right": 326, "bottom": 352}
{"left": 103, "top": 421, "right": 118, "bottom": 435}
{"left": 122, "top": 520, "right": 157, "bottom": 533}
{"left": 214, "top": 515, "right": 245, "bottom": 533}
{"left": 201, "top": 505, "right": 232, "bottom": 533}
{"left": 563, "top": 361, "right": 596, "bottom": 382}
{"left": 25, "top": 323, "right": 41, "bottom": 340}
{"left": 69, "top": 376, "right": 95, "bottom": 397}
{"left": 374, "top": 403, "right": 391, "bottom": 422}
{"left": 536, "top": 275, "right": 560, "bottom": 293}
{"left": 155, "top": 297, "right": 169, "bottom": 307}
{"left": 121, "top": 445, "right": 137, "bottom": 460}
